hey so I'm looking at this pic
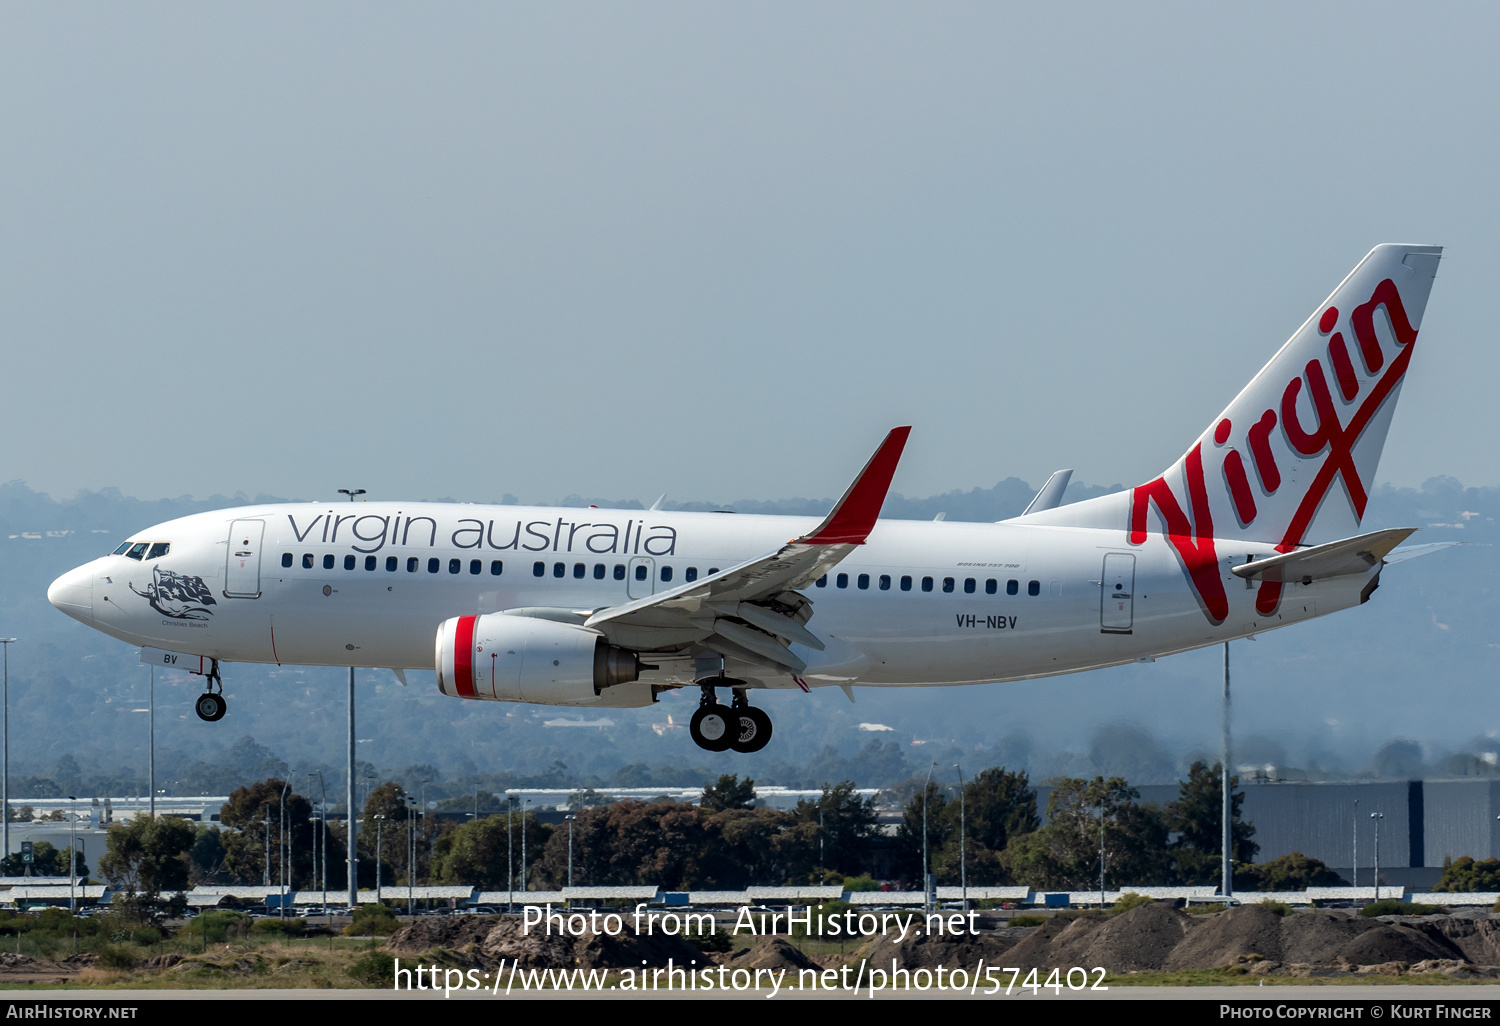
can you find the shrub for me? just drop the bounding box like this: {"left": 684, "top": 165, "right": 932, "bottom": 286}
{"left": 1360, "top": 900, "right": 1443, "bottom": 918}
{"left": 344, "top": 904, "right": 400, "bottom": 937}
{"left": 1008, "top": 914, "right": 1046, "bottom": 928}
{"left": 1108, "top": 892, "right": 1155, "bottom": 915}
{"left": 251, "top": 917, "right": 307, "bottom": 937}
{"left": 347, "top": 949, "right": 395, "bottom": 988}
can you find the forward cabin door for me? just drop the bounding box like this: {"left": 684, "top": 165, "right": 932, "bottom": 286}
{"left": 225, "top": 520, "right": 265, "bottom": 598}
{"left": 1100, "top": 552, "right": 1135, "bottom": 634}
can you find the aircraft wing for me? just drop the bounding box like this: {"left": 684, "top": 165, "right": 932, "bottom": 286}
{"left": 582, "top": 427, "right": 911, "bottom": 673}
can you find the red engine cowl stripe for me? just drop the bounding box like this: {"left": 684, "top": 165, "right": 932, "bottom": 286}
{"left": 453, "top": 615, "right": 477, "bottom": 699}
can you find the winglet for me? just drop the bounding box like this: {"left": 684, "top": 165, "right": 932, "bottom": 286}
{"left": 799, "top": 427, "right": 911, "bottom": 545}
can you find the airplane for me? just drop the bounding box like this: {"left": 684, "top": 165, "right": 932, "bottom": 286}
{"left": 48, "top": 244, "right": 1446, "bottom": 754}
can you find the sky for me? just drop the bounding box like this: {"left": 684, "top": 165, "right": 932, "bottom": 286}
{"left": 3, "top": 3, "right": 1497, "bottom": 507}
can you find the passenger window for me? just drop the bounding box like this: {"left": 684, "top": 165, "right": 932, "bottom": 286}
{"left": 921, "top": 577, "right": 933, "bottom": 592}
{"left": 1007, "top": 579, "right": 1019, "bottom": 595}
{"left": 324, "top": 555, "right": 336, "bottom": 570}
{"left": 964, "top": 578, "right": 976, "bottom": 594}
{"left": 857, "top": 573, "right": 870, "bottom": 590}
{"left": 614, "top": 564, "right": 626, "bottom": 581}
{"left": 942, "top": 577, "right": 955, "bottom": 593}
{"left": 836, "top": 573, "right": 848, "bottom": 589}
{"left": 816, "top": 576, "right": 827, "bottom": 588}
{"left": 685, "top": 567, "right": 698, "bottom": 583}
{"left": 593, "top": 564, "right": 605, "bottom": 580}
{"left": 126, "top": 543, "right": 148, "bottom": 561}
{"left": 1028, "top": 580, "right": 1040, "bottom": 596}
{"left": 634, "top": 565, "right": 647, "bottom": 582}
{"left": 708, "top": 567, "right": 719, "bottom": 575}
{"left": 900, "top": 575, "right": 912, "bottom": 591}
{"left": 574, "top": 563, "right": 585, "bottom": 579}
{"left": 387, "top": 556, "right": 399, "bottom": 571}
{"left": 303, "top": 554, "right": 314, "bottom": 569}
{"left": 661, "top": 566, "right": 673, "bottom": 583}
{"left": 985, "top": 579, "right": 997, "bottom": 595}
{"left": 147, "top": 543, "right": 170, "bottom": 560}
{"left": 428, "top": 558, "right": 440, "bottom": 573}
{"left": 281, "top": 553, "right": 293, "bottom": 568}
{"left": 408, "top": 557, "right": 419, "bottom": 572}
{"left": 553, "top": 562, "right": 565, "bottom": 578}
{"left": 344, "top": 555, "right": 356, "bottom": 570}
{"left": 366, "top": 556, "right": 377, "bottom": 571}
{"left": 533, "top": 562, "right": 545, "bottom": 577}
{"left": 879, "top": 574, "right": 891, "bottom": 591}
{"left": 491, "top": 560, "right": 504, "bottom": 576}
{"left": 470, "top": 560, "right": 482, "bottom": 575}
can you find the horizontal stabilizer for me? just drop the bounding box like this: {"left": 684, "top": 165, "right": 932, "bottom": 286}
{"left": 1382, "top": 541, "right": 1460, "bottom": 565}
{"left": 1231, "top": 528, "right": 1416, "bottom": 584}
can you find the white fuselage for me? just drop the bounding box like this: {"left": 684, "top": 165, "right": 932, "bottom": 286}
{"left": 46, "top": 499, "right": 1371, "bottom": 700}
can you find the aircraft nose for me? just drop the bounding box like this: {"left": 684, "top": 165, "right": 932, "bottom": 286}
{"left": 47, "top": 565, "right": 94, "bottom": 625}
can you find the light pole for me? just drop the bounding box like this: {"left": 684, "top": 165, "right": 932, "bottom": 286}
{"left": 955, "top": 764, "right": 967, "bottom": 911}
{"left": 406, "top": 797, "right": 417, "bottom": 916}
{"left": 148, "top": 665, "right": 155, "bottom": 821}
{"left": 340, "top": 487, "right": 364, "bottom": 910}
{"left": 921, "top": 762, "right": 935, "bottom": 913}
{"left": 566, "top": 814, "right": 577, "bottom": 889}
{"left": 1221, "top": 642, "right": 1232, "bottom": 900}
{"left": 67, "top": 795, "right": 77, "bottom": 912}
{"left": 1370, "top": 812, "right": 1385, "bottom": 902}
{"left": 1, "top": 638, "right": 16, "bottom": 866}
{"left": 1352, "top": 799, "right": 1359, "bottom": 888}
{"left": 309, "top": 772, "right": 327, "bottom": 920}
{"left": 521, "top": 799, "right": 532, "bottom": 896}
{"left": 374, "top": 814, "right": 385, "bottom": 903}
{"left": 1099, "top": 794, "right": 1106, "bottom": 909}
{"left": 279, "top": 780, "right": 290, "bottom": 919}
{"left": 506, "top": 794, "right": 516, "bottom": 913}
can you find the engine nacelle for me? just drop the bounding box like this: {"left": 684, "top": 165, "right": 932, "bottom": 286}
{"left": 435, "top": 613, "right": 642, "bottom": 705}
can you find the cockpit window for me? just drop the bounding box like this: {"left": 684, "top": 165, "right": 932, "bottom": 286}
{"left": 147, "top": 542, "right": 170, "bottom": 560}
{"left": 125, "top": 543, "right": 148, "bottom": 561}
{"left": 113, "top": 542, "right": 133, "bottom": 556}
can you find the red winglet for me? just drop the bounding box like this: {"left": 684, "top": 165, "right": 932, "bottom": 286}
{"left": 800, "top": 426, "right": 911, "bottom": 545}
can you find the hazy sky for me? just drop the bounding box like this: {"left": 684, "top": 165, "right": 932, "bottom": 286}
{"left": 4, "top": 3, "right": 1495, "bottom": 506}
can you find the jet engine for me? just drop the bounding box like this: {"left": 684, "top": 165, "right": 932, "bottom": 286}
{"left": 435, "top": 613, "right": 642, "bottom": 705}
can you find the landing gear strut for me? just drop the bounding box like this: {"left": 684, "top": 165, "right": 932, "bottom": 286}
{"left": 194, "top": 659, "right": 226, "bottom": 722}
{"left": 688, "top": 679, "right": 773, "bottom": 753}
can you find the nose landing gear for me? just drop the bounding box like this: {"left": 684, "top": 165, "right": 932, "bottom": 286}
{"left": 688, "top": 679, "right": 773, "bottom": 753}
{"left": 194, "top": 659, "right": 226, "bottom": 722}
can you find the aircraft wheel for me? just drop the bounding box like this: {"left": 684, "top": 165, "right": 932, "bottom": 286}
{"left": 689, "top": 704, "right": 733, "bottom": 752}
{"left": 195, "top": 692, "right": 227, "bottom": 722}
{"left": 730, "top": 706, "right": 773, "bottom": 753}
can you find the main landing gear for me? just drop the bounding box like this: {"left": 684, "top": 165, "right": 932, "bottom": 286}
{"left": 194, "top": 659, "right": 226, "bottom": 722}
{"left": 689, "top": 680, "right": 773, "bottom": 754}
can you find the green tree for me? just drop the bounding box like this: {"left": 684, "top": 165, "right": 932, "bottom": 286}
{"left": 1235, "top": 851, "right": 1345, "bottom": 891}
{"left": 892, "top": 781, "right": 954, "bottom": 884}
{"left": 431, "top": 816, "right": 514, "bottom": 889}
{"left": 700, "top": 774, "right": 757, "bottom": 812}
{"left": 1434, "top": 856, "right": 1500, "bottom": 893}
{"left": 0, "top": 840, "right": 86, "bottom": 878}
{"left": 1002, "top": 777, "right": 1171, "bottom": 890}
{"left": 218, "top": 779, "right": 315, "bottom": 887}
{"left": 96, "top": 815, "right": 195, "bottom": 898}
{"left": 535, "top": 801, "right": 701, "bottom": 889}
{"left": 778, "top": 781, "right": 880, "bottom": 881}
{"left": 357, "top": 782, "right": 440, "bottom": 886}
{"left": 1166, "top": 762, "right": 1257, "bottom": 884}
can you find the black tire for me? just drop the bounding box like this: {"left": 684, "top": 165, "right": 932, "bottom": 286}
{"left": 689, "top": 704, "right": 733, "bottom": 752}
{"left": 730, "top": 706, "right": 773, "bottom": 753}
{"left": 195, "top": 693, "right": 226, "bottom": 722}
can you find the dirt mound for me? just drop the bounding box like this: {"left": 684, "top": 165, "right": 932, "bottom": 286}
{"left": 728, "top": 937, "right": 819, "bottom": 972}
{"left": 388, "top": 914, "right": 703, "bottom": 970}
{"left": 1335, "top": 924, "right": 1460, "bottom": 966}
{"left": 1164, "top": 904, "right": 1287, "bottom": 969}
{"left": 387, "top": 916, "right": 501, "bottom": 956}
{"left": 1418, "top": 916, "right": 1500, "bottom": 965}
{"left": 1000, "top": 905, "right": 1195, "bottom": 972}
{"left": 1279, "top": 910, "right": 1379, "bottom": 965}
{"left": 857, "top": 926, "right": 1023, "bottom": 971}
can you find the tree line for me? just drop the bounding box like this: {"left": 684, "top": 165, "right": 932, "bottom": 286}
{"left": 83, "top": 760, "right": 1364, "bottom": 899}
